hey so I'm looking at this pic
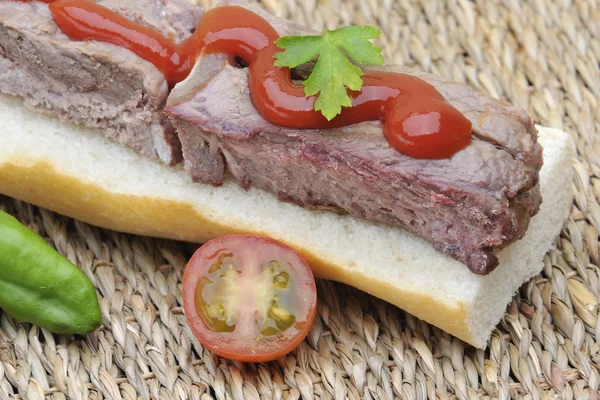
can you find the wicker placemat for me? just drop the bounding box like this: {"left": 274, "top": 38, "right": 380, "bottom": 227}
{"left": 1, "top": 0, "right": 598, "bottom": 399}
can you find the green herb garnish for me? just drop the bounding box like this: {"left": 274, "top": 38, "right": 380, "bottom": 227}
{"left": 274, "top": 26, "right": 384, "bottom": 120}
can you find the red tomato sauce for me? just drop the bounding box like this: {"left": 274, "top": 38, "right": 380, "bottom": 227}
{"left": 24, "top": 0, "right": 472, "bottom": 159}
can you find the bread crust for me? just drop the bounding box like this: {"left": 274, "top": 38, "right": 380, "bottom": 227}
{"left": 0, "top": 160, "right": 473, "bottom": 343}
{"left": 0, "top": 85, "right": 575, "bottom": 348}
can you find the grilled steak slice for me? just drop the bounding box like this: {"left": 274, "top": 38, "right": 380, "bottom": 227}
{"left": 166, "top": 5, "right": 543, "bottom": 275}
{"left": 0, "top": 0, "right": 203, "bottom": 165}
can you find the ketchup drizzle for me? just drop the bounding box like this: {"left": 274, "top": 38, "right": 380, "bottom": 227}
{"left": 25, "top": 0, "right": 472, "bottom": 159}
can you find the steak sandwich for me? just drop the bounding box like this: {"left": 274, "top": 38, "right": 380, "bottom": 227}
{"left": 0, "top": 0, "right": 574, "bottom": 348}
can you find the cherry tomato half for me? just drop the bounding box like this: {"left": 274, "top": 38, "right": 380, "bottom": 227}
{"left": 182, "top": 235, "right": 317, "bottom": 362}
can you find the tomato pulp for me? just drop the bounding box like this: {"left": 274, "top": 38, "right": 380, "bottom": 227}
{"left": 39, "top": 0, "right": 473, "bottom": 159}
{"left": 182, "top": 235, "right": 317, "bottom": 362}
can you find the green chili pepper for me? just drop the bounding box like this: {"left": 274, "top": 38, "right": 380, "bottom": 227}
{"left": 0, "top": 210, "right": 101, "bottom": 334}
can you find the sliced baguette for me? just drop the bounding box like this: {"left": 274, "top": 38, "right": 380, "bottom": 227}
{"left": 0, "top": 93, "right": 575, "bottom": 348}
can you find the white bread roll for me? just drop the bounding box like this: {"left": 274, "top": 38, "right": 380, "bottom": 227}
{"left": 0, "top": 93, "right": 574, "bottom": 348}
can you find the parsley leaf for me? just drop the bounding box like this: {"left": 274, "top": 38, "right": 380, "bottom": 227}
{"left": 274, "top": 26, "right": 384, "bottom": 120}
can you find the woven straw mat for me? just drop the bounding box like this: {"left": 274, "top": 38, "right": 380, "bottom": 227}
{"left": 1, "top": 0, "right": 599, "bottom": 399}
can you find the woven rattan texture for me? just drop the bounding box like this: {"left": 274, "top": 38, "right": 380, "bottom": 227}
{"left": 1, "top": 0, "right": 599, "bottom": 399}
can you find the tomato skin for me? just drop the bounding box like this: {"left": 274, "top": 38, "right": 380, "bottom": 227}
{"left": 182, "top": 235, "right": 317, "bottom": 363}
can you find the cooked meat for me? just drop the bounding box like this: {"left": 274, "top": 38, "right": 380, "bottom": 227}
{"left": 0, "top": 0, "right": 203, "bottom": 165}
{"left": 166, "top": 4, "right": 543, "bottom": 275}
{"left": 0, "top": 0, "right": 543, "bottom": 274}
